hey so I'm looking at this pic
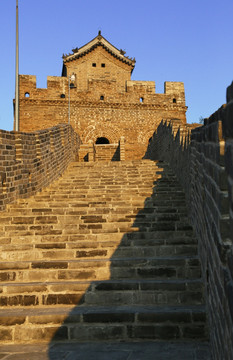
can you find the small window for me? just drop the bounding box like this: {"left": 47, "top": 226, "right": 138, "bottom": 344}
{"left": 25, "top": 92, "right": 30, "bottom": 98}
{"left": 100, "top": 95, "right": 104, "bottom": 101}
{"left": 101, "top": 63, "right": 105, "bottom": 68}
{"left": 173, "top": 98, "right": 177, "bottom": 103}
{"left": 140, "top": 97, "right": 144, "bottom": 103}
{"left": 60, "top": 94, "right": 66, "bottom": 98}
{"left": 92, "top": 63, "right": 96, "bottom": 67}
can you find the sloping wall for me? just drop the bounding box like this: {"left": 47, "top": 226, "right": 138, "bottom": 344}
{"left": 145, "top": 82, "right": 233, "bottom": 360}
{"left": 0, "top": 124, "right": 80, "bottom": 211}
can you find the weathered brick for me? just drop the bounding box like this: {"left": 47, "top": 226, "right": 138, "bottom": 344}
{"left": 0, "top": 272, "right": 16, "bottom": 281}
{"left": 31, "top": 261, "right": 68, "bottom": 269}
{"left": 83, "top": 313, "right": 134, "bottom": 323}
{"left": 182, "top": 325, "right": 207, "bottom": 339}
{"left": 0, "top": 316, "right": 26, "bottom": 326}
{"left": 0, "top": 329, "right": 13, "bottom": 341}
{"left": 127, "top": 324, "right": 180, "bottom": 340}
{"left": 137, "top": 312, "right": 191, "bottom": 323}
{"left": 17, "top": 34, "right": 187, "bottom": 162}
{"left": 42, "top": 294, "right": 82, "bottom": 305}
{"left": 76, "top": 250, "right": 107, "bottom": 258}
{"left": 58, "top": 270, "right": 95, "bottom": 280}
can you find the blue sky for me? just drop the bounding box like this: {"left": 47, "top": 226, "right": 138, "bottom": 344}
{"left": 0, "top": 0, "right": 232, "bottom": 131}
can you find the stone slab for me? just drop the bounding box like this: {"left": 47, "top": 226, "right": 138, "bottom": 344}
{"left": 0, "top": 341, "right": 211, "bottom": 360}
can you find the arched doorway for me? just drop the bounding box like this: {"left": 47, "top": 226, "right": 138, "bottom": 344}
{"left": 95, "top": 137, "right": 110, "bottom": 144}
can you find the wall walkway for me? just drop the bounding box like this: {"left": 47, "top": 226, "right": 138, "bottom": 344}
{"left": 0, "top": 81, "right": 233, "bottom": 359}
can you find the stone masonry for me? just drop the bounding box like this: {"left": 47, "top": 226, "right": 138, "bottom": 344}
{"left": 1, "top": 31, "right": 232, "bottom": 359}
{"left": 0, "top": 124, "right": 80, "bottom": 211}
{"left": 146, "top": 81, "right": 233, "bottom": 360}
{"left": 0, "top": 159, "right": 208, "bottom": 348}
{"left": 17, "top": 32, "right": 187, "bottom": 160}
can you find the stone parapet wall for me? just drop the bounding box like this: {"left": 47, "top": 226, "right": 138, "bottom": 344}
{"left": 145, "top": 82, "right": 233, "bottom": 360}
{"left": 78, "top": 139, "right": 126, "bottom": 162}
{"left": 18, "top": 55, "right": 187, "bottom": 160}
{"left": 189, "top": 121, "right": 231, "bottom": 360}
{"left": 95, "top": 144, "right": 119, "bottom": 161}
{"left": 17, "top": 34, "right": 188, "bottom": 160}
{"left": 0, "top": 124, "right": 80, "bottom": 211}
{"left": 18, "top": 75, "right": 186, "bottom": 160}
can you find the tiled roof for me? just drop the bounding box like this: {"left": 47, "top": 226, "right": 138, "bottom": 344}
{"left": 62, "top": 31, "right": 136, "bottom": 68}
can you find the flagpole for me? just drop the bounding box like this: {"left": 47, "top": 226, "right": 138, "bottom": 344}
{"left": 15, "top": 0, "right": 19, "bottom": 131}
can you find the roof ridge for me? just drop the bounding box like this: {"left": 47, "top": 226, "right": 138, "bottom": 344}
{"left": 62, "top": 32, "right": 136, "bottom": 67}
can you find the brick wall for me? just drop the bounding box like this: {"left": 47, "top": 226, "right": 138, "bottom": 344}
{"left": 78, "top": 137, "right": 125, "bottom": 162}
{"left": 94, "top": 144, "right": 119, "bottom": 161}
{"left": 146, "top": 82, "right": 233, "bottom": 360}
{"left": 18, "top": 74, "right": 186, "bottom": 160}
{"left": 0, "top": 124, "right": 80, "bottom": 211}
{"left": 17, "top": 35, "right": 187, "bottom": 160}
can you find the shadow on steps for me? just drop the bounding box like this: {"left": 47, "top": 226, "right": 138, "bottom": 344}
{"left": 46, "top": 162, "right": 208, "bottom": 357}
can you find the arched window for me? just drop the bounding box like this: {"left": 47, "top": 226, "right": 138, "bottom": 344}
{"left": 95, "top": 137, "right": 110, "bottom": 144}
{"left": 173, "top": 98, "right": 177, "bottom": 103}
{"left": 25, "top": 92, "right": 30, "bottom": 98}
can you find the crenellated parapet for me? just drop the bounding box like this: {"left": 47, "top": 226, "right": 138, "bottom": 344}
{"left": 17, "top": 33, "right": 188, "bottom": 157}
{"left": 126, "top": 80, "right": 155, "bottom": 94}
{"left": 145, "top": 81, "right": 233, "bottom": 360}
{"left": 19, "top": 75, "right": 68, "bottom": 101}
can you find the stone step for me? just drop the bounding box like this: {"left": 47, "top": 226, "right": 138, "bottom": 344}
{"left": 0, "top": 279, "right": 204, "bottom": 308}
{"left": 0, "top": 305, "right": 208, "bottom": 344}
{"left": 47, "top": 180, "right": 161, "bottom": 186}
{"left": 0, "top": 159, "right": 207, "bottom": 345}
{"left": 52, "top": 184, "right": 154, "bottom": 190}
{"left": 45, "top": 184, "right": 158, "bottom": 190}
{"left": 65, "top": 221, "right": 193, "bottom": 234}
{"left": 2, "top": 237, "right": 197, "bottom": 256}
{"left": 3, "top": 230, "right": 196, "bottom": 245}
{"left": 56, "top": 180, "right": 165, "bottom": 186}
{"left": 54, "top": 176, "right": 161, "bottom": 183}
{"left": 35, "top": 190, "right": 185, "bottom": 198}
{"left": 0, "top": 243, "right": 197, "bottom": 261}
{"left": 5, "top": 205, "right": 189, "bottom": 218}
{"left": 8, "top": 199, "right": 150, "bottom": 208}
{"left": 2, "top": 213, "right": 190, "bottom": 224}
{"left": 58, "top": 167, "right": 161, "bottom": 172}
{"left": 2, "top": 222, "right": 193, "bottom": 239}
{"left": 0, "top": 256, "right": 202, "bottom": 283}
{"left": 83, "top": 285, "right": 204, "bottom": 307}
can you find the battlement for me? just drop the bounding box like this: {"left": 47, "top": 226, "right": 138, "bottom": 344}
{"left": 19, "top": 75, "right": 68, "bottom": 100}
{"left": 126, "top": 80, "right": 155, "bottom": 94}
{"left": 164, "top": 81, "right": 185, "bottom": 94}
{"left": 18, "top": 33, "right": 188, "bottom": 155}
{"left": 144, "top": 81, "right": 233, "bottom": 360}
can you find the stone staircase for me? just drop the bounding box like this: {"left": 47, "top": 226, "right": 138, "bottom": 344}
{"left": 0, "top": 159, "right": 208, "bottom": 344}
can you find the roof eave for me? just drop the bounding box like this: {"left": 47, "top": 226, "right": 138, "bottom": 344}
{"left": 63, "top": 34, "right": 136, "bottom": 68}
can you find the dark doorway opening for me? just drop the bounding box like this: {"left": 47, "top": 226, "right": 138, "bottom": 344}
{"left": 95, "top": 137, "right": 110, "bottom": 144}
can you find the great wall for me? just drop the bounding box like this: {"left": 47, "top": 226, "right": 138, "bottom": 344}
{"left": 0, "top": 33, "right": 232, "bottom": 359}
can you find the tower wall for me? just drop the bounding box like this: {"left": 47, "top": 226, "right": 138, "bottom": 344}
{"left": 18, "top": 37, "right": 187, "bottom": 160}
